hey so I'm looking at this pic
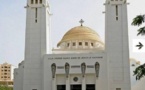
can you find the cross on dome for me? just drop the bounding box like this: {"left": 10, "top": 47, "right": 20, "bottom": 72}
{"left": 79, "top": 19, "right": 84, "bottom": 26}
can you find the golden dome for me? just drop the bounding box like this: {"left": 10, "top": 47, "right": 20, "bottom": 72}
{"left": 57, "top": 26, "right": 103, "bottom": 47}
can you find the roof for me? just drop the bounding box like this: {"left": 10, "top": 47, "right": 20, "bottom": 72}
{"left": 57, "top": 26, "right": 103, "bottom": 47}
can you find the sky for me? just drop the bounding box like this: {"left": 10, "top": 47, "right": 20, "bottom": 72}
{"left": 0, "top": 0, "right": 145, "bottom": 67}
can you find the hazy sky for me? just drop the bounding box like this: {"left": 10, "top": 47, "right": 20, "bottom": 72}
{"left": 0, "top": 0, "right": 145, "bottom": 67}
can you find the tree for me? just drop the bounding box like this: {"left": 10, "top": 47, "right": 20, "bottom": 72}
{"left": 132, "top": 14, "right": 145, "bottom": 80}
{"left": 132, "top": 15, "right": 145, "bottom": 36}
{"left": 134, "top": 64, "right": 145, "bottom": 80}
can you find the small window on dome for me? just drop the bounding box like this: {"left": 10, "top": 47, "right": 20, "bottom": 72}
{"left": 79, "top": 42, "right": 82, "bottom": 46}
{"left": 67, "top": 43, "right": 70, "bottom": 47}
{"left": 72, "top": 42, "right": 76, "bottom": 46}
{"left": 85, "top": 42, "right": 88, "bottom": 46}
{"left": 91, "top": 43, "right": 94, "bottom": 46}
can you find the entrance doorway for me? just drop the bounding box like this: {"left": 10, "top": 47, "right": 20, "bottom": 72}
{"left": 86, "top": 84, "right": 95, "bottom": 90}
{"left": 57, "top": 85, "right": 66, "bottom": 90}
{"left": 71, "top": 84, "right": 82, "bottom": 90}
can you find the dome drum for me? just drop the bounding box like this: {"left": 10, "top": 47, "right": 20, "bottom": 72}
{"left": 58, "top": 39, "right": 104, "bottom": 50}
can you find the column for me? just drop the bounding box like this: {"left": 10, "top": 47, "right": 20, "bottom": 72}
{"left": 66, "top": 76, "right": 70, "bottom": 90}
{"left": 95, "top": 77, "right": 98, "bottom": 90}
{"left": 52, "top": 78, "right": 56, "bottom": 90}
{"left": 82, "top": 77, "right": 86, "bottom": 90}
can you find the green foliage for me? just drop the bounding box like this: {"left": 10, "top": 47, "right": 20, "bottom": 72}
{"left": 137, "top": 26, "right": 145, "bottom": 36}
{"left": 132, "top": 14, "right": 145, "bottom": 36}
{"left": 134, "top": 64, "right": 145, "bottom": 80}
{"left": 0, "top": 85, "right": 13, "bottom": 90}
{"left": 132, "top": 15, "right": 144, "bottom": 26}
{"left": 132, "top": 14, "right": 145, "bottom": 80}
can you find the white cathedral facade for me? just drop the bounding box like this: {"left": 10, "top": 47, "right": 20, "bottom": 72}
{"left": 14, "top": 0, "right": 131, "bottom": 90}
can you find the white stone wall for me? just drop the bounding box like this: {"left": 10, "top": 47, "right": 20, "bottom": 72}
{"left": 43, "top": 53, "right": 108, "bottom": 90}
{"left": 105, "top": 0, "right": 131, "bottom": 90}
{"left": 22, "top": 0, "right": 50, "bottom": 89}
{"left": 14, "top": 61, "right": 24, "bottom": 90}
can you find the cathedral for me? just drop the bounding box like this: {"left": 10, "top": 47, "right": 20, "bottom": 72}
{"left": 14, "top": 0, "right": 131, "bottom": 90}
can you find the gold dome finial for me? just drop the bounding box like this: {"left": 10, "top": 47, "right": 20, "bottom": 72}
{"left": 79, "top": 19, "right": 84, "bottom": 26}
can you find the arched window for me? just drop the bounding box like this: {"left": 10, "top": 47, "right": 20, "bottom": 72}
{"left": 95, "top": 62, "right": 100, "bottom": 77}
{"left": 81, "top": 62, "right": 86, "bottom": 77}
{"left": 65, "top": 63, "right": 70, "bottom": 78}
{"left": 51, "top": 63, "right": 56, "bottom": 78}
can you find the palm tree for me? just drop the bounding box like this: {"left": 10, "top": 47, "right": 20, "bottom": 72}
{"left": 132, "top": 14, "right": 145, "bottom": 80}
{"left": 131, "top": 15, "right": 145, "bottom": 35}
{"left": 134, "top": 63, "right": 145, "bottom": 80}
{"left": 132, "top": 14, "right": 145, "bottom": 36}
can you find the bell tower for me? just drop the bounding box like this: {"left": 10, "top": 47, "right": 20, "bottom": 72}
{"left": 105, "top": 0, "right": 131, "bottom": 90}
{"left": 23, "top": 0, "right": 51, "bottom": 90}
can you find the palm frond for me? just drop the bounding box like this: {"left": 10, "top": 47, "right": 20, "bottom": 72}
{"left": 134, "top": 63, "right": 145, "bottom": 80}
{"left": 132, "top": 15, "right": 144, "bottom": 26}
{"left": 137, "top": 26, "right": 145, "bottom": 36}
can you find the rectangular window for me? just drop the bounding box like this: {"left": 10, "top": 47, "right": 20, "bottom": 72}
{"left": 116, "top": 5, "right": 118, "bottom": 20}
{"left": 91, "top": 43, "right": 94, "bottom": 46}
{"left": 40, "top": 0, "right": 42, "bottom": 4}
{"left": 35, "top": 20, "right": 37, "bottom": 23}
{"left": 86, "top": 84, "right": 95, "bottom": 90}
{"left": 116, "top": 5, "right": 118, "bottom": 16}
{"left": 116, "top": 17, "right": 118, "bottom": 20}
{"left": 31, "top": 0, "right": 34, "bottom": 4}
{"left": 85, "top": 42, "right": 88, "bottom": 46}
{"left": 57, "top": 85, "right": 66, "bottom": 90}
{"left": 35, "top": 8, "right": 37, "bottom": 18}
{"left": 72, "top": 42, "right": 76, "bottom": 46}
{"left": 79, "top": 42, "right": 82, "bottom": 46}
{"left": 67, "top": 43, "right": 70, "bottom": 47}
{"left": 32, "top": 89, "right": 37, "bottom": 90}
{"left": 35, "top": 8, "right": 37, "bottom": 23}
